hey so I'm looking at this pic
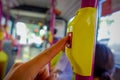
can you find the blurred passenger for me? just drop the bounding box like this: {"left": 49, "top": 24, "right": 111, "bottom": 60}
{"left": 52, "top": 28, "right": 60, "bottom": 44}
{"left": 94, "top": 43, "right": 114, "bottom": 80}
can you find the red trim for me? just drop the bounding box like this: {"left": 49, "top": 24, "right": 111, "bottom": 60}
{"left": 102, "top": 0, "right": 112, "bottom": 16}
{"left": 102, "top": 3, "right": 120, "bottom": 16}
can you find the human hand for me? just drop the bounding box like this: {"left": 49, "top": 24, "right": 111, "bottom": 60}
{"left": 4, "top": 35, "right": 69, "bottom": 80}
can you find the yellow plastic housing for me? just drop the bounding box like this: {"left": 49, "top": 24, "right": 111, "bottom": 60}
{"left": 66, "top": 7, "right": 97, "bottom": 76}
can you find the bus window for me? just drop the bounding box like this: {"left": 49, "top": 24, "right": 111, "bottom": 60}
{"left": 98, "top": 10, "right": 120, "bottom": 66}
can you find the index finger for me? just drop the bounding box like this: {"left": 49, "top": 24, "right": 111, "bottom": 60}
{"left": 24, "top": 35, "right": 69, "bottom": 76}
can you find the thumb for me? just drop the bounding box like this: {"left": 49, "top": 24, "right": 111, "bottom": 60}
{"left": 24, "top": 35, "right": 69, "bottom": 77}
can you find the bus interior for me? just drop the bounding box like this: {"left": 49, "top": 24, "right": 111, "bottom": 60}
{"left": 0, "top": 0, "right": 120, "bottom": 79}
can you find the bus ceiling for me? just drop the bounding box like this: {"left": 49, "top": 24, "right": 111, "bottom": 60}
{"left": 1, "top": 0, "right": 120, "bottom": 23}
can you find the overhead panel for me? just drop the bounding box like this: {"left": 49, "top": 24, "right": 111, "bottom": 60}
{"left": 3, "top": 0, "right": 120, "bottom": 21}
{"left": 56, "top": 0, "right": 81, "bottom": 20}
{"left": 22, "top": 0, "right": 50, "bottom": 8}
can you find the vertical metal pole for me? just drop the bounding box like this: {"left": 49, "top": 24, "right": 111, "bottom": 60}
{"left": 49, "top": 0, "right": 56, "bottom": 73}
{"left": 0, "top": 1, "right": 8, "bottom": 79}
{"left": 0, "top": 0, "right": 3, "bottom": 51}
{"left": 81, "top": 0, "right": 98, "bottom": 8}
{"left": 50, "top": 0, "right": 56, "bottom": 45}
